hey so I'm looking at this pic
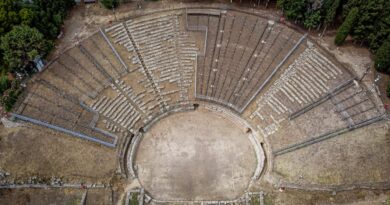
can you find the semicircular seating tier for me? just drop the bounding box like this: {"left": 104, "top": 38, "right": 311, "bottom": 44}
{"left": 13, "top": 9, "right": 385, "bottom": 149}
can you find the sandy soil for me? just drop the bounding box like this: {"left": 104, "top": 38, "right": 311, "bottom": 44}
{"left": 274, "top": 120, "right": 390, "bottom": 185}
{"left": 315, "top": 35, "right": 386, "bottom": 109}
{"left": 0, "top": 188, "right": 84, "bottom": 205}
{"left": 135, "top": 109, "right": 257, "bottom": 200}
{"left": 0, "top": 124, "right": 117, "bottom": 184}
{"left": 0, "top": 188, "right": 113, "bottom": 205}
{"left": 0, "top": 2, "right": 388, "bottom": 205}
{"left": 265, "top": 189, "right": 390, "bottom": 205}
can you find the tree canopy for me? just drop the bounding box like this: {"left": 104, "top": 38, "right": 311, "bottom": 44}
{"left": 343, "top": 0, "right": 390, "bottom": 50}
{"left": 0, "top": 25, "right": 51, "bottom": 73}
{"left": 101, "top": 0, "right": 119, "bottom": 9}
{"left": 277, "top": 0, "right": 390, "bottom": 74}
{"left": 323, "top": 0, "right": 340, "bottom": 25}
{"left": 304, "top": 10, "right": 321, "bottom": 29}
{"left": 29, "top": 0, "right": 75, "bottom": 39}
{"left": 0, "top": 0, "right": 21, "bottom": 35}
{"left": 334, "top": 7, "right": 359, "bottom": 45}
{"left": 277, "top": 0, "right": 307, "bottom": 22}
{"left": 0, "top": 0, "right": 74, "bottom": 111}
{"left": 375, "top": 39, "right": 390, "bottom": 74}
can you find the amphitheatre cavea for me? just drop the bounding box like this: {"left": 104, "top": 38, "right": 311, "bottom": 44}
{"left": 0, "top": 1, "right": 389, "bottom": 204}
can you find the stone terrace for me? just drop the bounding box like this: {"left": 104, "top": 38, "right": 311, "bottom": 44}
{"left": 12, "top": 8, "right": 386, "bottom": 154}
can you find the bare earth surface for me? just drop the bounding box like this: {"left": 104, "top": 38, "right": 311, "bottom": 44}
{"left": 0, "top": 2, "right": 388, "bottom": 204}
{"left": 135, "top": 110, "right": 257, "bottom": 201}
{"left": 265, "top": 189, "right": 390, "bottom": 205}
{"left": 0, "top": 188, "right": 113, "bottom": 205}
{"left": 274, "top": 121, "right": 390, "bottom": 185}
{"left": 0, "top": 188, "right": 84, "bottom": 205}
{"left": 0, "top": 124, "right": 117, "bottom": 183}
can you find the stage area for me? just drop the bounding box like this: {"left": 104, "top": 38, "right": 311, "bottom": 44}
{"left": 134, "top": 110, "right": 258, "bottom": 200}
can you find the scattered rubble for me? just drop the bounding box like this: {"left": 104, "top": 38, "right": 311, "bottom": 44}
{"left": 1, "top": 117, "right": 22, "bottom": 128}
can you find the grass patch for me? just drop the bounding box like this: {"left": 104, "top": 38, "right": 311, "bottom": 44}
{"left": 129, "top": 192, "right": 138, "bottom": 205}
{"left": 250, "top": 195, "right": 259, "bottom": 205}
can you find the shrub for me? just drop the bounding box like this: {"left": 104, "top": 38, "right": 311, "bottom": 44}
{"left": 19, "top": 8, "right": 34, "bottom": 26}
{"left": 129, "top": 192, "right": 138, "bottom": 205}
{"left": 101, "top": 0, "right": 119, "bottom": 9}
{"left": 0, "top": 79, "right": 22, "bottom": 111}
{"left": 342, "top": 0, "right": 390, "bottom": 51}
{"left": 1, "top": 87, "right": 22, "bottom": 111}
{"left": 277, "top": 0, "right": 308, "bottom": 22}
{"left": 304, "top": 10, "right": 322, "bottom": 29}
{"left": 375, "top": 39, "right": 390, "bottom": 74}
{"left": 334, "top": 7, "right": 359, "bottom": 45}
{"left": 0, "top": 74, "right": 10, "bottom": 94}
{"left": 30, "top": 0, "right": 76, "bottom": 39}
{"left": 386, "top": 81, "right": 390, "bottom": 98}
{"left": 323, "top": 0, "right": 341, "bottom": 24}
{"left": 0, "top": 25, "right": 51, "bottom": 74}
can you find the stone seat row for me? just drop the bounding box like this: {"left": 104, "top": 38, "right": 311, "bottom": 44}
{"left": 126, "top": 15, "right": 172, "bottom": 26}
{"left": 90, "top": 93, "right": 141, "bottom": 131}
{"left": 255, "top": 47, "right": 344, "bottom": 118}
{"left": 103, "top": 120, "right": 122, "bottom": 133}
{"left": 331, "top": 85, "right": 380, "bottom": 126}
{"left": 105, "top": 13, "right": 197, "bottom": 107}
{"left": 105, "top": 24, "right": 135, "bottom": 54}
{"left": 115, "top": 80, "right": 158, "bottom": 114}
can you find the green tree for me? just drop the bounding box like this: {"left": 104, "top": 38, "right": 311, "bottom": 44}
{"left": 334, "top": 7, "right": 359, "bottom": 45}
{"left": 0, "top": 25, "right": 51, "bottom": 73}
{"left": 387, "top": 81, "right": 390, "bottom": 97}
{"left": 129, "top": 192, "right": 138, "bottom": 205}
{"left": 343, "top": 0, "right": 390, "bottom": 50}
{"left": 375, "top": 39, "right": 390, "bottom": 74}
{"left": 0, "top": 0, "right": 22, "bottom": 35}
{"left": 1, "top": 85, "right": 21, "bottom": 111}
{"left": 322, "top": 0, "right": 335, "bottom": 14}
{"left": 324, "top": 0, "right": 340, "bottom": 24}
{"left": 29, "top": 0, "right": 75, "bottom": 39}
{"left": 19, "top": 7, "right": 34, "bottom": 26}
{"left": 101, "top": 0, "right": 119, "bottom": 9}
{"left": 304, "top": 10, "right": 322, "bottom": 29}
{"left": 0, "top": 74, "right": 9, "bottom": 93}
{"left": 277, "top": 0, "right": 308, "bottom": 22}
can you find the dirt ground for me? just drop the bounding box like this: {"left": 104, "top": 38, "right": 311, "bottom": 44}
{"left": 315, "top": 35, "right": 388, "bottom": 108}
{"left": 0, "top": 188, "right": 84, "bottom": 205}
{"left": 315, "top": 36, "right": 373, "bottom": 79}
{"left": 377, "top": 73, "right": 390, "bottom": 106}
{"left": 0, "top": 124, "right": 117, "bottom": 184}
{"left": 51, "top": 1, "right": 281, "bottom": 59}
{"left": 265, "top": 189, "right": 390, "bottom": 205}
{"left": 274, "top": 120, "right": 390, "bottom": 186}
{"left": 135, "top": 109, "right": 258, "bottom": 201}
{"left": 0, "top": 188, "right": 113, "bottom": 205}
{"left": 0, "top": 2, "right": 388, "bottom": 204}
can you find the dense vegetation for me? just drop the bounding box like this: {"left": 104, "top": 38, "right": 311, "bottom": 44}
{"left": 0, "top": 0, "right": 74, "bottom": 111}
{"left": 387, "top": 81, "right": 390, "bottom": 98}
{"left": 101, "top": 0, "right": 119, "bottom": 9}
{"left": 375, "top": 39, "right": 390, "bottom": 74}
{"left": 277, "top": 0, "right": 340, "bottom": 29}
{"left": 0, "top": 0, "right": 388, "bottom": 112}
{"left": 1, "top": 25, "right": 52, "bottom": 74}
{"left": 334, "top": 7, "right": 358, "bottom": 45}
{"left": 129, "top": 192, "right": 139, "bottom": 205}
{"left": 276, "top": 0, "right": 390, "bottom": 75}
